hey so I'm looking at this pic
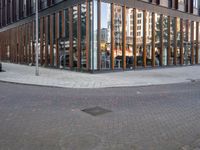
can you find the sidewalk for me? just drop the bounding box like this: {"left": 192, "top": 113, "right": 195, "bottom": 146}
{"left": 0, "top": 62, "right": 200, "bottom": 88}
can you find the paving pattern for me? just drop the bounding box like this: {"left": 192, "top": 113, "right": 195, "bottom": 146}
{"left": 0, "top": 63, "right": 200, "bottom": 88}
{"left": 0, "top": 81, "right": 200, "bottom": 150}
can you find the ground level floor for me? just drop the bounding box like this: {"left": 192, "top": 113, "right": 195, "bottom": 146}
{"left": 0, "top": 0, "right": 200, "bottom": 72}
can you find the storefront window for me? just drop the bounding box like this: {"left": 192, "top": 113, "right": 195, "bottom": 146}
{"left": 194, "top": 22, "right": 196, "bottom": 64}
{"left": 155, "top": 13, "right": 161, "bottom": 66}
{"left": 188, "top": 20, "right": 191, "bottom": 65}
{"left": 47, "top": 16, "right": 50, "bottom": 65}
{"left": 90, "top": 0, "right": 98, "bottom": 70}
{"left": 64, "top": 9, "right": 70, "bottom": 68}
{"left": 136, "top": 9, "right": 144, "bottom": 67}
{"left": 183, "top": 20, "right": 187, "bottom": 65}
{"left": 163, "top": 15, "right": 168, "bottom": 66}
{"left": 170, "top": 17, "right": 175, "bottom": 65}
{"left": 73, "top": 6, "right": 78, "bottom": 68}
{"left": 126, "top": 7, "right": 134, "bottom": 69}
{"left": 114, "top": 5, "right": 123, "bottom": 69}
{"left": 177, "top": 18, "right": 181, "bottom": 65}
{"left": 101, "top": 2, "right": 111, "bottom": 69}
{"left": 81, "top": 3, "right": 87, "bottom": 69}
{"left": 53, "top": 13, "right": 56, "bottom": 66}
{"left": 146, "top": 11, "right": 152, "bottom": 67}
{"left": 199, "top": 22, "right": 200, "bottom": 64}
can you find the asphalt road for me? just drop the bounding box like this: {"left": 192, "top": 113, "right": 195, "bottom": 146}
{"left": 0, "top": 81, "right": 200, "bottom": 150}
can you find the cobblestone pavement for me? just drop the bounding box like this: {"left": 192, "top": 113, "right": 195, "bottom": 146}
{"left": 0, "top": 81, "right": 200, "bottom": 150}
{"left": 0, "top": 63, "right": 200, "bottom": 88}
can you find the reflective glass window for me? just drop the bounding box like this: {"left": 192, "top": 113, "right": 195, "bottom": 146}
{"left": 155, "top": 13, "right": 161, "bottom": 66}
{"left": 114, "top": 5, "right": 123, "bottom": 69}
{"left": 81, "top": 3, "right": 87, "bottom": 69}
{"left": 126, "top": 7, "right": 134, "bottom": 69}
{"left": 170, "top": 17, "right": 175, "bottom": 65}
{"left": 90, "top": 0, "right": 98, "bottom": 70}
{"left": 177, "top": 18, "right": 181, "bottom": 65}
{"left": 188, "top": 21, "right": 191, "bottom": 65}
{"left": 73, "top": 6, "right": 78, "bottom": 68}
{"left": 101, "top": 2, "right": 111, "bottom": 69}
{"left": 194, "top": 22, "right": 197, "bottom": 64}
{"left": 163, "top": 15, "right": 168, "bottom": 66}
{"left": 199, "top": 22, "right": 200, "bottom": 64}
{"left": 183, "top": 20, "right": 187, "bottom": 65}
{"left": 146, "top": 11, "right": 152, "bottom": 67}
{"left": 136, "top": 9, "right": 144, "bottom": 67}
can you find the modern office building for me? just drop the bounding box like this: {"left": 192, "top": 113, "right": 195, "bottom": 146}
{"left": 0, "top": 0, "right": 200, "bottom": 72}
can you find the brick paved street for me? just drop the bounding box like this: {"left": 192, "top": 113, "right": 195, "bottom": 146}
{"left": 0, "top": 81, "right": 200, "bottom": 150}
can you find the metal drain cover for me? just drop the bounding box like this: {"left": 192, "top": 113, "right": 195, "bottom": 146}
{"left": 82, "top": 106, "right": 111, "bottom": 116}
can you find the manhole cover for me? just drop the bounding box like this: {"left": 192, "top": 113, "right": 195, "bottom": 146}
{"left": 82, "top": 106, "right": 112, "bottom": 116}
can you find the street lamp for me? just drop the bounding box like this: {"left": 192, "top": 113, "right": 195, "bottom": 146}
{"left": 35, "top": 0, "right": 39, "bottom": 76}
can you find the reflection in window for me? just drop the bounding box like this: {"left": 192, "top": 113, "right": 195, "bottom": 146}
{"left": 81, "top": 3, "right": 87, "bottom": 69}
{"left": 136, "top": 9, "right": 144, "bottom": 67}
{"left": 170, "top": 17, "right": 175, "bottom": 65}
{"left": 126, "top": 7, "right": 134, "bottom": 69}
{"left": 146, "top": 11, "right": 152, "bottom": 67}
{"left": 188, "top": 21, "right": 191, "bottom": 65}
{"left": 90, "top": 0, "right": 98, "bottom": 70}
{"left": 53, "top": 13, "right": 56, "bottom": 66}
{"left": 63, "top": 9, "right": 70, "bottom": 68}
{"left": 155, "top": 13, "right": 161, "bottom": 66}
{"left": 114, "top": 5, "right": 123, "bottom": 69}
{"left": 73, "top": 6, "right": 78, "bottom": 68}
{"left": 47, "top": 16, "right": 50, "bottom": 65}
{"left": 101, "top": 2, "right": 111, "bottom": 69}
{"left": 194, "top": 22, "right": 196, "bottom": 64}
{"left": 183, "top": 20, "right": 187, "bottom": 65}
{"left": 163, "top": 15, "right": 168, "bottom": 66}
{"left": 176, "top": 18, "right": 181, "bottom": 65}
{"left": 199, "top": 23, "right": 200, "bottom": 64}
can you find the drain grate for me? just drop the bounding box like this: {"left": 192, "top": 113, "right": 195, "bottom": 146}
{"left": 82, "top": 106, "right": 112, "bottom": 116}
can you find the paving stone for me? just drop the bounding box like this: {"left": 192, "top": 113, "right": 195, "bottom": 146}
{"left": 0, "top": 62, "right": 200, "bottom": 88}
{"left": 0, "top": 80, "right": 200, "bottom": 150}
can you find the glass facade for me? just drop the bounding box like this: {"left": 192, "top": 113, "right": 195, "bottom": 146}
{"left": 0, "top": 1, "right": 200, "bottom": 72}
{"left": 155, "top": 13, "right": 161, "bottom": 66}
{"left": 101, "top": 2, "right": 111, "bottom": 69}
{"left": 114, "top": 5, "right": 123, "bottom": 69}
{"left": 126, "top": 8, "right": 134, "bottom": 69}
{"left": 163, "top": 15, "right": 168, "bottom": 66}
{"left": 136, "top": 10, "right": 144, "bottom": 67}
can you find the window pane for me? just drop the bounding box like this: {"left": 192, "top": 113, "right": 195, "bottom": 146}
{"left": 163, "top": 15, "right": 168, "bottom": 66}
{"left": 114, "top": 5, "right": 123, "bottom": 69}
{"left": 146, "top": 11, "right": 152, "bottom": 67}
{"left": 177, "top": 18, "right": 181, "bottom": 65}
{"left": 73, "top": 6, "right": 78, "bottom": 68}
{"left": 136, "top": 9, "right": 144, "bottom": 67}
{"left": 81, "top": 3, "right": 87, "bottom": 68}
{"left": 126, "top": 8, "right": 134, "bottom": 69}
{"left": 170, "top": 17, "right": 175, "bottom": 65}
{"left": 155, "top": 13, "right": 161, "bottom": 66}
{"left": 101, "top": 2, "right": 111, "bottom": 69}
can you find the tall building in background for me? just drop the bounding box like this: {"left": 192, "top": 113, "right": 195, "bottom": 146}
{"left": 0, "top": 0, "right": 200, "bottom": 72}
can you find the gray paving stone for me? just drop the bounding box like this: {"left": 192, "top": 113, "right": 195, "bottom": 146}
{"left": 0, "top": 62, "right": 200, "bottom": 88}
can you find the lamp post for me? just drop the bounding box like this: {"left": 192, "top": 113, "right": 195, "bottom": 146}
{"left": 35, "top": 0, "right": 39, "bottom": 76}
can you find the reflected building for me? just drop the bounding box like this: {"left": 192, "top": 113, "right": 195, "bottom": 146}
{"left": 0, "top": 0, "right": 200, "bottom": 72}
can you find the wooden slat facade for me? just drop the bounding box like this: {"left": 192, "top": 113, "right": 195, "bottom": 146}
{"left": 0, "top": 0, "right": 200, "bottom": 73}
